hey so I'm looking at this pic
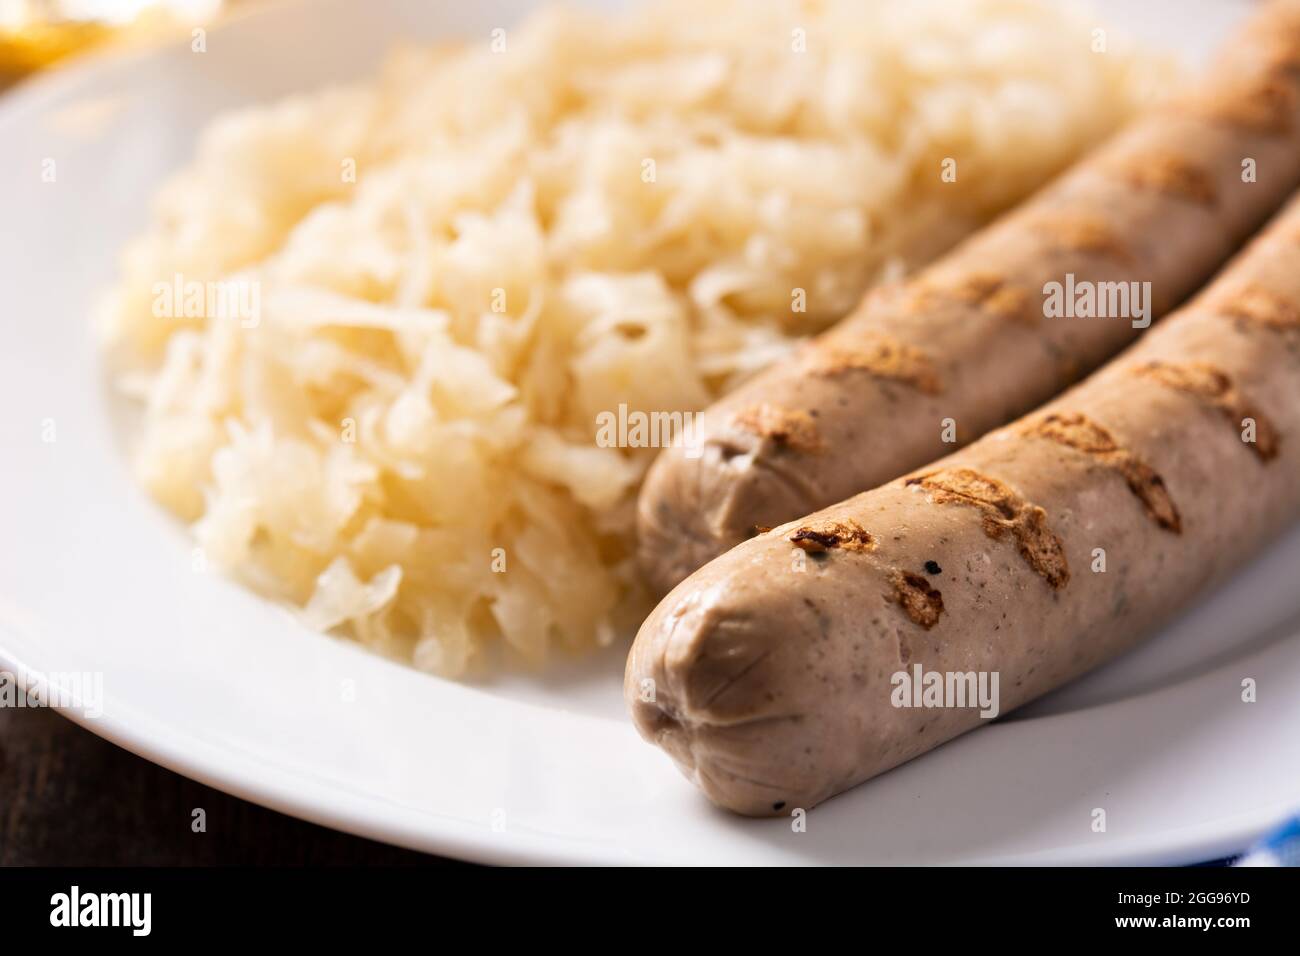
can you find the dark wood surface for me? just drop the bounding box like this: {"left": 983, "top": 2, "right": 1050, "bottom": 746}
{"left": 0, "top": 705, "right": 450, "bottom": 866}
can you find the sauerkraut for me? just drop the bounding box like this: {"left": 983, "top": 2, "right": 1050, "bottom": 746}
{"left": 100, "top": 0, "right": 1167, "bottom": 676}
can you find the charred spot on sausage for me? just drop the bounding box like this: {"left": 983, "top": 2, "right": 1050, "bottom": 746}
{"left": 1022, "top": 412, "right": 1183, "bottom": 532}
{"left": 789, "top": 519, "right": 877, "bottom": 553}
{"left": 731, "top": 403, "right": 824, "bottom": 454}
{"left": 1112, "top": 151, "right": 1218, "bottom": 206}
{"left": 888, "top": 569, "right": 944, "bottom": 630}
{"left": 1245, "top": 3, "right": 1300, "bottom": 75}
{"left": 1185, "top": 75, "right": 1297, "bottom": 134}
{"left": 906, "top": 468, "right": 1070, "bottom": 589}
{"left": 1031, "top": 213, "right": 1133, "bottom": 262}
{"left": 909, "top": 272, "right": 1034, "bottom": 325}
{"left": 806, "top": 333, "right": 943, "bottom": 395}
{"left": 1133, "top": 360, "right": 1281, "bottom": 461}
{"left": 1208, "top": 284, "right": 1300, "bottom": 330}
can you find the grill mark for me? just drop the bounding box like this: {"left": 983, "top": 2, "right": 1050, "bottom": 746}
{"left": 888, "top": 569, "right": 944, "bottom": 630}
{"left": 1023, "top": 412, "right": 1181, "bottom": 532}
{"left": 905, "top": 468, "right": 1070, "bottom": 589}
{"left": 1252, "top": 17, "right": 1300, "bottom": 75}
{"left": 807, "top": 334, "right": 943, "bottom": 394}
{"left": 908, "top": 272, "right": 1034, "bottom": 325}
{"left": 1209, "top": 284, "right": 1300, "bottom": 330}
{"left": 1113, "top": 152, "right": 1218, "bottom": 206}
{"left": 1186, "top": 76, "right": 1297, "bottom": 134}
{"left": 1133, "top": 361, "right": 1280, "bottom": 461}
{"left": 1031, "top": 213, "right": 1133, "bottom": 262}
{"left": 732, "top": 404, "right": 823, "bottom": 454}
{"left": 789, "top": 519, "right": 876, "bottom": 553}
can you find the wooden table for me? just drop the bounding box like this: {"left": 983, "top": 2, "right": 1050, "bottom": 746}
{"left": 0, "top": 705, "right": 451, "bottom": 865}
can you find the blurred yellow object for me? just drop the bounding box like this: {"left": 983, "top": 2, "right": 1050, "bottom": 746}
{"left": 0, "top": 18, "right": 110, "bottom": 75}
{"left": 0, "top": 0, "right": 227, "bottom": 86}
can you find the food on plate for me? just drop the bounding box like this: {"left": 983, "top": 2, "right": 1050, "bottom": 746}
{"left": 98, "top": 0, "right": 1159, "bottom": 676}
{"left": 626, "top": 190, "right": 1300, "bottom": 816}
{"left": 636, "top": 0, "right": 1300, "bottom": 594}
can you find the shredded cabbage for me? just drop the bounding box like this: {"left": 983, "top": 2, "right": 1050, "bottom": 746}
{"left": 99, "top": 0, "right": 1166, "bottom": 676}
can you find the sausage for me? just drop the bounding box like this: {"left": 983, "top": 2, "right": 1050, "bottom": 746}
{"left": 625, "top": 188, "right": 1300, "bottom": 816}
{"left": 637, "top": 0, "right": 1300, "bottom": 595}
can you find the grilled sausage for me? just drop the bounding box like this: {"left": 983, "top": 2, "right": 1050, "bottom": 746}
{"left": 637, "top": 0, "right": 1300, "bottom": 594}
{"left": 625, "top": 189, "right": 1300, "bottom": 816}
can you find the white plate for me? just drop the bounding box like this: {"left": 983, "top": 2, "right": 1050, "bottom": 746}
{"left": 2, "top": 0, "right": 1297, "bottom": 865}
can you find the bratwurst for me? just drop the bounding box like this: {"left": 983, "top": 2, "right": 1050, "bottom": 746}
{"left": 637, "top": 0, "right": 1300, "bottom": 594}
{"left": 626, "top": 189, "right": 1300, "bottom": 816}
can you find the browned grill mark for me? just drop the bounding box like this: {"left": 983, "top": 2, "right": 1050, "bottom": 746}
{"left": 1113, "top": 152, "right": 1217, "bottom": 206}
{"left": 905, "top": 468, "right": 1070, "bottom": 589}
{"left": 1209, "top": 284, "right": 1300, "bottom": 330}
{"left": 888, "top": 569, "right": 944, "bottom": 630}
{"left": 1268, "top": 49, "right": 1300, "bottom": 76}
{"left": 788, "top": 519, "right": 877, "bottom": 554}
{"left": 1186, "top": 76, "right": 1297, "bottom": 134}
{"left": 732, "top": 403, "right": 823, "bottom": 453}
{"left": 1134, "top": 361, "right": 1280, "bottom": 461}
{"left": 1252, "top": 16, "right": 1300, "bottom": 75}
{"left": 1023, "top": 412, "right": 1181, "bottom": 532}
{"left": 1031, "top": 213, "right": 1133, "bottom": 262}
{"left": 908, "top": 272, "right": 1034, "bottom": 324}
{"left": 808, "top": 334, "right": 943, "bottom": 394}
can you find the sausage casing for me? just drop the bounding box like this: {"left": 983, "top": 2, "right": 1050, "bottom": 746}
{"left": 637, "top": 0, "right": 1300, "bottom": 594}
{"left": 626, "top": 190, "right": 1300, "bottom": 816}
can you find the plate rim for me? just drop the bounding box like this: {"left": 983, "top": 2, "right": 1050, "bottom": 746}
{"left": 1, "top": 0, "right": 1294, "bottom": 867}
